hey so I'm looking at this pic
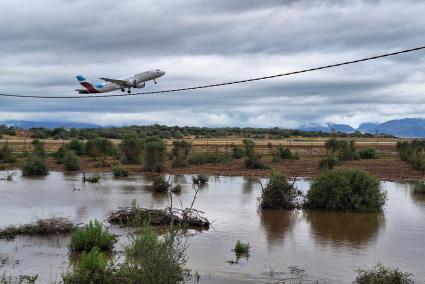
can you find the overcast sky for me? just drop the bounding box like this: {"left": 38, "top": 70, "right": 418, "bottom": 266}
{"left": 1, "top": 0, "right": 425, "bottom": 128}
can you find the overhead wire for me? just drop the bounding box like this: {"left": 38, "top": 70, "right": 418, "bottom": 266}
{"left": 0, "top": 45, "right": 425, "bottom": 99}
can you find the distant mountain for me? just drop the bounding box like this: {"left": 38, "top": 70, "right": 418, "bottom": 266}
{"left": 300, "top": 118, "right": 425, "bottom": 138}
{"left": 299, "top": 123, "right": 356, "bottom": 133}
{"left": 1, "top": 120, "right": 101, "bottom": 129}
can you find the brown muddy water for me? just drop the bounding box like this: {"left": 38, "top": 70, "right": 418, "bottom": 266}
{"left": 0, "top": 171, "right": 424, "bottom": 283}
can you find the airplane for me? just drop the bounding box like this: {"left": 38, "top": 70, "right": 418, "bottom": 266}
{"left": 75, "top": 69, "right": 166, "bottom": 94}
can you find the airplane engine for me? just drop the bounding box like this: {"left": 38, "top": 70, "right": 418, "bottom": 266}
{"left": 136, "top": 82, "right": 146, "bottom": 88}
{"left": 128, "top": 79, "right": 137, "bottom": 88}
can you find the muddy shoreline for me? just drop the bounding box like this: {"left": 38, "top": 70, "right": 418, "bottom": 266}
{"left": 3, "top": 156, "right": 423, "bottom": 182}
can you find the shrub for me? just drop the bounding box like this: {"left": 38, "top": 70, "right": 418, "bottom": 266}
{"left": 67, "top": 138, "right": 85, "bottom": 156}
{"left": 259, "top": 171, "right": 302, "bottom": 209}
{"left": 123, "top": 226, "right": 188, "bottom": 284}
{"left": 171, "top": 140, "right": 192, "bottom": 167}
{"left": 22, "top": 155, "right": 48, "bottom": 176}
{"left": 120, "top": 134, "right": 143, "bottom": 164}
{"left": 358, "top": 148, "right": 378, "bottom": 159}
{"left": 272, "top": 145, "right": 299, "bottom": 162}
{"left": 0, "top": 144, "right": 15, "bottom": 163}
{"left": 85, "top": 174, "right": 101, "bottom": 183}
{"left": 192, "top": 174, "right": 208, "bottom": 185}
{"left": 143, "top": 137, "right": 166, "bottom": 172}
{"left": 62, "top": 248, "right": 112, "bottom": 284}
{"left": 31, "top": 139, "right": 46, "bottom": 158}
{"left": 112, "top": 164, "right": 129, "bottom": 177}
{"left": 243, "top": 139, "right": 267, "bottom": 169}
{"left": 354, "top": 264, "right": 413, "bottom": 284}
{"left": 188, "top": 152, "right": 230, "bottom": 165}
{"left": 305, "top": 169, "right": 386, "bottom": 212}
{"left": 69, "top": 220, "right": 117, "bottom": 252}
{"left": 318, "top": 155, "right": 339, "bottom": 171}
{"left": 63, "top": 151, "right": 80, "bottom": 171}
{"left": 233, "top": 240, "right": 250, "bottom": 256}
{"left": 396, "top": 140, "right": 425, "bottom": 171}
{"left": 151, "top": 176, "right": 171, "bottom": 193}
{"left": 414, "top": 180, "right": 425, "bottom": 194}
{"left": 55, "top": 145, "right": 67, "bottom": 164}
{"left": 171, "top": 184, "right": 182, "bottom": 193}
{"left": 324, "top": 138, "right": 358, "bottom": 161}
{"left": 230, "top": 143, "right": 244, "bottom": 159}
{"left": 85, "top": 138, "right": 114, "bottom": 165}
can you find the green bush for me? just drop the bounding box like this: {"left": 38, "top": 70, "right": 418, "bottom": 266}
{"left": 318, "top": 155, "right": 339, "bottom": 171}
{"left": 31, "top": 139, "right": 46, "bottom": 158}
{"left": 272, "top": 145, "right": 299, "bottom": 162}
{"left": 69, "top": 220, "right": 117, "bottom": 252}
{"left": 171, "top": 140, "right": 192, "bottom": 167}
{"left": 63, "top": 151, "right": 81, "bottom": 171}
{"left": 54, "top": 145, "right": 67, "bottom": 164}
{"left": 243, "top": 139, "right": 268, "bottom": 169}
{"left": 397, "top": 140, "right": 425, "bottom": 171}
{"left": 112, "top": 164, "right": 129, "bottom": 177}
{"left": 0, "top": 144, "right": 15, "bottom": 163}
{"left": 62, "top": 248, "right": 112, "bottom": 284}
{"left": 188, "top": 152, "right": 230, "bottom": 164}
{"left": 120, "top": 134, "right": 143, "bottom": 164}
{"left": 233, "top": 240, "right": 250, "bottom": 256}
{"left": 260, "top": 171, "right": 302, "bottom": 209}
{"left": 325, "top": 138, "right": 358, "bottom": 161}
{"left": 305, "top": 169, "right": 386, "bottom": 212}
{"left": 354, "top": 264, "right": 413, "bottom": 284}
{"left": 68, "top": 138, "right": 85, "bottom": 156}
{"left": 414, "top": 180, "right": 425, "bottom": 194}
{"left": 63, "top": 226, "right": 188, "bottom": 284}
{"left": 22, "top": 155, "right": 48, "bottom": 176}
{"left": 123, "top": 226, "right": 188, "bottom": 284}
{"left": 358, "top": 148, "right": 378, "bottom": 159}
{"left": 192, "top": 174, "right": 208, "bottom": 185}
{"left": 151, "top": 176, "right": 171, "bottom": 193}
{"left": 85, "top": 174, "right": 101, "bottom": 183}
{"left": 230, "top": 143, "right": 244, "bottom": 159}
{"left": 171, "top": 184, "right": 182, "bottom": 193}
{"left": 143, "top": 137, "right": 166, "bottom": 172}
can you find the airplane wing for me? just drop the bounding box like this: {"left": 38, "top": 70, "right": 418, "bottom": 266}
{"left": 75, "top": 89, "right": 90, "bottom": 94}
{"left": 99, "top": 77, "right": 128, "bottom": 86}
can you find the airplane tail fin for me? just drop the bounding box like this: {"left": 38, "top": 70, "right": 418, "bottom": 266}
{"left": 76, "top": 75, "right": 99, "bottom": 93}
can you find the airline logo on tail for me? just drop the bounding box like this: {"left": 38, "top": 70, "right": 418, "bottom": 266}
{"left": 76, "top": 75, "right": 100, "bottom": 94}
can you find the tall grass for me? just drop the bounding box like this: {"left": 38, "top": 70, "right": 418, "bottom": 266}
{"left": 69, "top": 220, "right": 117, "bottom": 252}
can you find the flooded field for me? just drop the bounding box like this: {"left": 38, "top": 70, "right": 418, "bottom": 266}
{"left": 0, "top": 171, "right": 424, "bottom": 283}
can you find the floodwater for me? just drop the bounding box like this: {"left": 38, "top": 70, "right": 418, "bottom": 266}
{"left": 0, "top": 171, "right": 424, "bottom": 283}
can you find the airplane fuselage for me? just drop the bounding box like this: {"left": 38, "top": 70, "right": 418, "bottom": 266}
{"left": 76, "top": 69, "right": 165, "bottom": 94}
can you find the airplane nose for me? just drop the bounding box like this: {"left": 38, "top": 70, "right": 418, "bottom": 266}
{"left": 160, "top": 71, "right": 165, "bottom": 76}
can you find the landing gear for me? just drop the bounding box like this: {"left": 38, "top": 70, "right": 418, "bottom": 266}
{"left": 127, "top": 89, "right": 132, "bottom": 94}
{"left": 121, "top": 88, "right": 125, "bottom": 92}
{"left": 154, "top": 79, "right": 157, "bottom": 84}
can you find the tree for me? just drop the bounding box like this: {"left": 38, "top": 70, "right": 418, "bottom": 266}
{"left": 243, "top": 139, "right": 267, "bottom": 169}
{"left": 119, "top": 134, "right": 143, "bottom": 164}
{"left": 171, "top": 140, "right": 192, "bottom": 167}
{"left": 31, "top": 138, "right": 46, "bottom": 158}
{"left": 63, "top": 151, "right": 81, "bottom": 171}
{"left": 143, "top": 137, "right": 166, "bottom": 172}
{"left": 22, "top": 154, "right": 48, "bottom": 176}
{"left": 85, "top": 138, "right": 114, "bottom": 166}
{"left": 0, "top": 144, "right": 15, "bottom": 163}
{"left": 68, "top": 138, "right": 85, "bottom": 155}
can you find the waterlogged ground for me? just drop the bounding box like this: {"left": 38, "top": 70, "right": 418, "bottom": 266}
{"left": 0, "top": 171, "right": 424, "bottom": 283}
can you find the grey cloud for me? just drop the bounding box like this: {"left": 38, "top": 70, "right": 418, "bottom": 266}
{"left": 0, "top": 0, "right": 425, "bottom": 128}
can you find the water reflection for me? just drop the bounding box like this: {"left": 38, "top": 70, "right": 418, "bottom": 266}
{"left": 259, "top": 210, "right": 297, "bottom": 245}
{"left": 304, "top": 211, "right": 384, "bottom": 249}
{"left": 411, "top": 191, "right": 425, "bottom": 207}
{"left": 242, "top": 177, "right": 258, "bottom": 194}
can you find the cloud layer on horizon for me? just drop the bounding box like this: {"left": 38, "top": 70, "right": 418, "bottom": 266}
{"left": 1, "top": 0, "right": 425, "bottom": 128}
